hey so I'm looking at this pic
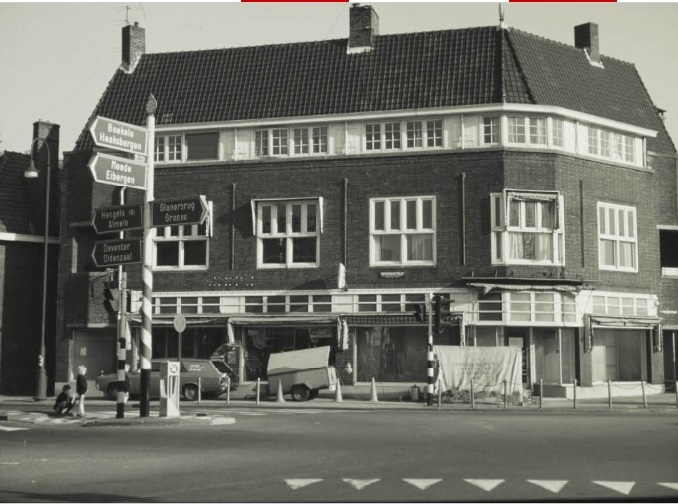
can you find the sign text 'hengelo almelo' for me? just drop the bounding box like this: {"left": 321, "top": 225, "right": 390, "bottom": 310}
{"left": 92, "top": 204, "right": 143, "bottom": 234}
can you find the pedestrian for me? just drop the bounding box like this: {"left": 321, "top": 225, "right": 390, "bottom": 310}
{"left": 75, "top": 365, "right": 88, "bottom": 417}
{"left": 53, "top": 384, "right": 74, "bottom": 416}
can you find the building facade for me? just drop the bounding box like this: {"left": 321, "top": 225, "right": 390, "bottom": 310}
{"left": 56, "top": 6, "right": 678, "bottom": 398}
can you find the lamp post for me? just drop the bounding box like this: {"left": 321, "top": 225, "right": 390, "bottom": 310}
{"left": 24, "top": 137, "right": 52, "bottom": 401}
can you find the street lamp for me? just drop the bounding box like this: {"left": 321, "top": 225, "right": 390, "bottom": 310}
{"left": 24, "top": 137, "right": 52, "bottom": 401}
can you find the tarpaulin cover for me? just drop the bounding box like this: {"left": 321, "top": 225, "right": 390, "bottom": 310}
{"left": 434, "top": 345, "right": 522, "bottom": 395}
{"left": 267, "top": 346, "right": 330, "bottom": 375}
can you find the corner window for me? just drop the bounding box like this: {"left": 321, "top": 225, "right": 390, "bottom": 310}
{"left": 491, "top": 191, "right": 564, "bottom": 265}
{"left": 155, "top": 223, "right": 208, "bottom": 270}
{"left": 597, "top": 202, "right": 637, "bottom": 272}
{"left": 508, "top": 116, "right": 546, "bottom": 146}
{"left": 370, "top": 196, "right": 436, "bottom": 266}
{"left": 552, "top": 119, "right": 564, "bottom": 148}
{"left": 256, "top": 199, "right": 320, "bottom": 268}
{"left": 483, "top": 117, "right": 500, "bottom": 145}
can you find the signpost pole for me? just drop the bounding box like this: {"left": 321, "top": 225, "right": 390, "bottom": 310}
{"left": 427, "top": 292, "right": 434, "bottom": 406}
{"left": 139, "top": 95, "right": 157, "bottom": 417}
{"left": 116, "top": 271, "right": 127, "bottom": 419}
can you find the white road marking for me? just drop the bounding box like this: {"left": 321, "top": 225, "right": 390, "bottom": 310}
{"left": 0, "top": 462, "right": 20, "bottom": 465}
{"left": 0, "top": 426, "right": 29, "bottom": 432}
{"left": 527, "top": 479, "right": 568, "bottom": 493}
{"left": 593, "top": 481, "right": 635, "bottom": 495}
{"left": 343, "top": 478, "right": 380, "bottom": 490}
{"left": 284, "top": 479, "right": 323, "bottom": 490}
{"left": 465, "top": 479, "right": 505, "bottom": 491}
{"left": 403, "top": 479, "right": 442, "bottom": 490}
{"left": 658, "top": 483, "right": 678, "bottom": 492}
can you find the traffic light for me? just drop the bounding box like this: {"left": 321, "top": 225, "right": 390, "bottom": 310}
{"left": 413, "top": 303, "right": 427, "bottom": 323}
{"left": 434, "top": 294, "right": 454, "bottom": 335}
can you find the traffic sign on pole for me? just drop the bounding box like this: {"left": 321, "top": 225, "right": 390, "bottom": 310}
{"left": 92, "top": 204, "right": 143, "bottom": 234}
{"left": 92, "top": 238, "right": 142, "bottom": 268}
{"left": 89, "top": 153, "right": 148, "bottom": 190}
{"left": 152, "top": 195, "right": 209, "bottom": 228}
{"left": 89, "top": 116, "right": 148, "bottom": 156}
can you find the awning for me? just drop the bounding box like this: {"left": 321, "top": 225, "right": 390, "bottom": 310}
{"left": 227, "top": 315, "right": 337, "bottom": 327}
{"left": 127, "top": 316, "right": 224, "bottom": 326}
{"left": 584, "top": 314, "right": 663, "bottom": 352}
{"left": 467, "top": 283, "right": 580, "bottom": 295}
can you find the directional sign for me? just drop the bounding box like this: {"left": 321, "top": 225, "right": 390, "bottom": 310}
{"left": 89, "top": 116, "right": 148, "bottom": 156}
{"left": 89, "top": 153, "right": 147, "bottom": 190}
{"left": 152, "top": 195, "right": 208, "bottom": 228}
{"left": 92, "top": 238, "right": 142, "bottom": 268}
{"left": 92, "top": 204, "right": 143, "bottom": 234}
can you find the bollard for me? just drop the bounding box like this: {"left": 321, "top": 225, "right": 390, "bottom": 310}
{"left": 226, "top": 376, "right": 230, "bottom": 405}
{"left": 607, "top": 379, "right": 612, "bottom": 410}
{"left": 675, "top": 380, "right": 678, "bottom": 409}
{"left": 470, "top": 379, "right": 475, "bottom": 409}
{"left": 437, "top": 384, "right": 442, "bottom": 410}
{"left": 573, "top": 379, "right": 577, "bottom": 410}
{"left": 198, "top": 377, "right": 202, "bottom": 404}
{"left": 256, "top": 377, "right": 261, "bottom": 406}
{"left": 641, "top": 380, "right": 647, "bottom": 409}
{"left": 503, "top": 380, "right": 508, "bottom": 408}
{"left": 539, "top": 379, "right": 543, "bottom": 410}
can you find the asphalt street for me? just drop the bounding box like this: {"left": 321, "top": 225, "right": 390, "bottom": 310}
{"left": 0, "top": 406, "right": 677, "bottom": 502}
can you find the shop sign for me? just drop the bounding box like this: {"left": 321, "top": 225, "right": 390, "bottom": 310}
{"left": 380, "top": 271, "right": 405, "bottom": 279}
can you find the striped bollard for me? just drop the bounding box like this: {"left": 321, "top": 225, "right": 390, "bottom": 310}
{"left": 256, "top": 378, "right": 260, "bottom": 406}
{"left": 573, "top": 379, "right": 577, "bottom": 410}
{"left": 539, "top": 379, "right": 543, "bottom": 410}
{"left": 503, "top": 380, "right": 508, "bottom": 408}
{"left": 607, "top": 379, "right": 612, "bottom": 410}
{"left": 641, "top": 380, "right": 647, "bottom": 409}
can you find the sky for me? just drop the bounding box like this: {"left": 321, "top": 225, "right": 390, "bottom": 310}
{"left": 0, "top": 2, "right": 677, "bottom": 157}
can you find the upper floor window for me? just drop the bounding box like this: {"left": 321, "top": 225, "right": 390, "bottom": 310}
{"left": 256, "top": 127, "right": 328, "bottom": 158}
{"left": 660, "top": 229, "right": 678, "bottom": 277}
{"left": 370, "top": 196, "right": 436, "bottom": 266}
{"left": 155, "top": 223, "right": 208, "bottom": 270}
{"left": 587, "top": 126, "right": 637, "bottom": 165}
{"left": 491, "top": 191, "right": 564, "bottom": 265}
{"left": 255, "top": 199, "right": 321, "bottom": 269}
{"left": 552, "top": 119, "right": 564, "bottom": 148}
{"left": 154, "top": 134, "right": 183, "bottom": 162}
{"left": 598, "top": 202, "right": 637, "bottom": 272}
{"left": 186, "top": 132, "right": 219, "bottom": 161}
{"left": 367, "top": 120, "right": 443, "bottom": 152}
{"left": 508, "top": 116, "right": 546, "bottom": 146}
{"left": 483, "top": 117, "right": 500, "bottom": 145}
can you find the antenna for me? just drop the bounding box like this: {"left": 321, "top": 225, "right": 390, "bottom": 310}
{"left": 498, "top": 4, "right": 506, "bottom": 29}
{"left": 125, "top": 5, "right": 131, "bottom": 25}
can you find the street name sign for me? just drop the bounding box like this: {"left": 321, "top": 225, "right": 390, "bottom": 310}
{"left": 152, "top": 195, "right": 208, "bottom": 228}
{"left": 92, "top": 238, "right": 142, "bottom": 268}
{"left": 89, "top": 153, "right": 147, "bottom": 190}
{"left": 89, "top": 116, "right": 148, "bottom": 156}
{"left": 92, "top": 204, "right": 143, "bottom": 234}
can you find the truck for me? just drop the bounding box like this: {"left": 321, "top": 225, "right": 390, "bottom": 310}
{"left": 267, "top": 346, "right": 338, "bottom": 401}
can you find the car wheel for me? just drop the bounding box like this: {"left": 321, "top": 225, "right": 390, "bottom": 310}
{"left": 183, "top": 384, "right": 199, "bottom": 401}
{"left": 290, "top": 385, "right": 311, "bottom": 402}
{"left": 107, "top": 384, "right": 118, "bottom": 401}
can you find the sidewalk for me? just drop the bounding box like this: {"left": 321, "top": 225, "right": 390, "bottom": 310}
{"left": 1, "top": 386, "right": 675, "bottom": 427}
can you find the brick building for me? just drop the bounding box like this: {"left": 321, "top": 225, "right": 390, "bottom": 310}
{"left": 57, "top": 5, "right": 677, "bottom": 398}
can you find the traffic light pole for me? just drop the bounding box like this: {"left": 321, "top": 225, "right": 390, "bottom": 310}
{"left": 427, "top": 293, "right": 434, "bottom": 406}
{"left": 140, "top": 95, "right": 157, "bottom": 417}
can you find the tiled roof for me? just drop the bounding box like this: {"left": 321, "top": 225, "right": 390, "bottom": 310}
{"left": 0, "top": 151, "right": 33, "bottom": 234}
{"left": 74, "top": 25, "right": 674, "bottom": 155}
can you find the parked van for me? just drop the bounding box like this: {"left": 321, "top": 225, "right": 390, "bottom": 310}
{"left": 267, "top": 347, "right": 337, "bottom": 401}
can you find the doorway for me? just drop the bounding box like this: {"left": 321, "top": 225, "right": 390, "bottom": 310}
{"left": 506, "top": 328, "right": 530, "bottom": 387}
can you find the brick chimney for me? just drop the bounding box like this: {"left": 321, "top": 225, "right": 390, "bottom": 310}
{"left": 348, "top": 4, "right": 379, "bottom": 54}
{"left": 574, "top": 22, "right": 600, "bottom": 64}
{"left": 122, "top": 22, "right": 145, "bottom": 73}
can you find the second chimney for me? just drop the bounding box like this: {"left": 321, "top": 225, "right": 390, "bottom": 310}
{"left": 122, "top": 22, "right": 145, "bottom": 73}
{"left": 348, "top": 4, "right": 379, "bottom": 53}
{"left": 574, "top": 22, "right": 600, "bottom": 64}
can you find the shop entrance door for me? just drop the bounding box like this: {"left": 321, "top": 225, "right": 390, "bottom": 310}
{"left": 534, "top": 329, "right": 560, "bottom": 384}
{"left": 506, "top": 328, "right": 530, "bottom": 388}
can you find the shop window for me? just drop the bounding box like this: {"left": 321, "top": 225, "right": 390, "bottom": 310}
{"left": 597, "top": 202, "right": 637, "bottom": 272}
{"left": 256, "top": 199, "right": 321, "bottom": 269}
{"left": 491, "top": 191, "right": 564, "bottom": 265}
{"left": 186, "top": 132, "right": 218, "bottom": 161}
{"left": 592, "top": 329, "right": 647, "bottom": 382}
{"left": 475, "top": 326, "right": 501, "bottom": 346}
{"left": 660, "top": 229, "right": 678, "bottom": 277}
{"left": 370, "top": 196, "right": 435, "bottom": 266}
{"left": 155, "top": 223, "right": 208, "bottom": 270}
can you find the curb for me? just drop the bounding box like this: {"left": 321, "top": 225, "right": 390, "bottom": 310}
{"left": 82, "top": 415, "right": 237, "bottom": 427}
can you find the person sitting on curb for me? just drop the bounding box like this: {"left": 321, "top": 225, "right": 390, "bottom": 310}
{"left": 53, "top": 384, "right": 74, "bottom": 416}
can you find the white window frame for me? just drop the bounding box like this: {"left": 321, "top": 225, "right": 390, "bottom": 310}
{"left": 369, "top": 196, "right": 436, "bottom": 267}
{"left": 483, "top": 116, "right": 500, "bottom": 145}
{"left": 366, "top": 120, "right": 443, "bottom": 152}
{"left": 586, "top": 126, "right": 638, "bottom": 166}
{"left": 597, "top": 202, "right": 638, "bottom": 273}
{"left": 154, "top": 223, "right": 209, "bottom": 271}
{"left": 255, "top": 199, "right": 321, "bottom": 269}
{"left": 154, "top": 134, "right": 183, "bottom": 162}
{"left": 508, "top": 116, "right": 547, "bottom": 146}
{"left": 490, "top": 191, "right": 565, "bottom": 266}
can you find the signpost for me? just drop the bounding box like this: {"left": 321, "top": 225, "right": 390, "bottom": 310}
{"left": 92, "top": 238, "right": 142, "bottom": 268}
{"left": 89, "top": 153, "right": 148, "bottom": 191}
{"left": 92, "top": 204, "right": 143, "bottom": 234}
{"left": 152, "top": 195, "right": 208, "bottom": 228}
{"left": 89, "top": 116, "right": 148, "bottom": 156}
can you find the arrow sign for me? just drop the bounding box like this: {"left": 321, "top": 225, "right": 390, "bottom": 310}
{"left": 89, "top": 153, "right": 147, "bottom": 190}
{"left": 92, "top": 238, "right": 142, "bottom": 268}
{"left": 89, "top": 116, "right": 148, "bottom": 156}
{"left": 152, "top": 195, "right": 208, "bottom": 228}
{"left": 92, "top": 204, "right": 143, "bottom": 234}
